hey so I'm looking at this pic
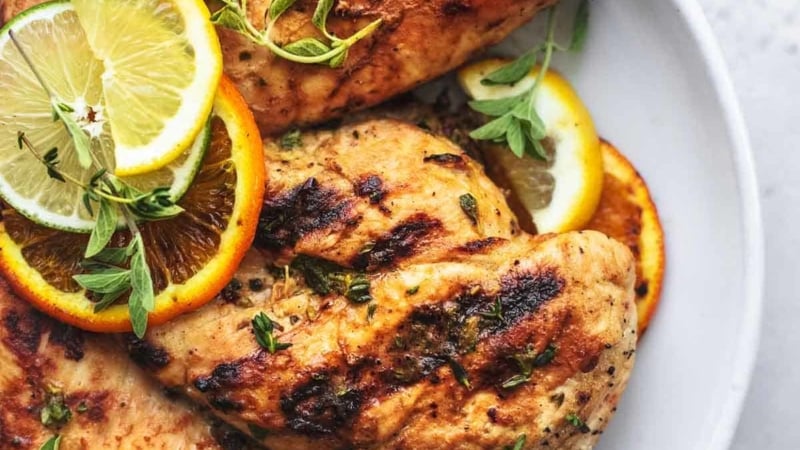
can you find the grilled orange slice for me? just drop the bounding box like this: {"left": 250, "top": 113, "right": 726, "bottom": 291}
{"left": 586, "top": 141, "right": 665, "bottom": 336}
{"left": 0, "top": 76, "right": 265, "bottom": 332}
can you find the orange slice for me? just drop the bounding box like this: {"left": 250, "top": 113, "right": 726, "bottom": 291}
{"left": 585, "top": 141, "right": 665, "bottom": 335}
{"left": 0, "top": 76, "right": 265, "bottom": 332}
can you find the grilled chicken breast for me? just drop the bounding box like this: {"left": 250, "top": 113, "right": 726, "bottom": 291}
{"left": 1, "top": 0, "right": 557, "bottom": 135}
{"left": 215, "top": 0, "right": 558, "bottom": 134}
{"left": 0, "top": 277, "right": 245, "bottom": 449}
{"left": 125, "top": 120, "right": 637, "bottom": 449}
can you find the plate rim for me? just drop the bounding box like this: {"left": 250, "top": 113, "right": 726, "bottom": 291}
{"left": 672, "top": 0, "right": 765, "bottom": 448}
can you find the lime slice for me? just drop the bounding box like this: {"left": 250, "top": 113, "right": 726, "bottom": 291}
{"left": 71, "top": 0, "right": 222, "bottom": 176}
{"left": 0, "top": 2, "right": 209, "bottom": 232}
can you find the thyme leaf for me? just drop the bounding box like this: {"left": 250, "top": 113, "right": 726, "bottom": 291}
{"left": 252, "top": 312, "right": 293, "bottom": 353}
{"left": 566, "top": 413, "right": 591, "bottom": 433}
{"left": 447, "top": 357, "right": 471, "bottom": 390}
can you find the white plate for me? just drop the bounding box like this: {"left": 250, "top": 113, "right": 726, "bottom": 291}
{"left": 491, "top": 0, "right": 764, "bottom": 448}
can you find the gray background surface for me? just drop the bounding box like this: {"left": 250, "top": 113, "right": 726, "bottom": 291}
{"left": 696, "top": 1, "right": 800, "bottom": 448}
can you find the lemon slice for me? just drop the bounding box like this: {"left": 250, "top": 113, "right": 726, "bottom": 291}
{"left": 0, "top": 1, "right": 217, "bottom": 232}
{"left": 71, "top": 0, "right": 222, "bottom": 176}
{"left": 458, "top": 58, "right": 603, "bottom": 233}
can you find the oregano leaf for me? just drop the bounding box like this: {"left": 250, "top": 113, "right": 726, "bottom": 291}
{"left": 130, "top": 239, "right": 154, "bottom": 312}
{"left": 469, "top": 114, "right": 513, "bottom": 141}
{"left": 269, "top": 0, "right": 297, "bottom": 20}
{"left": 329, "top": 48, "right": 348, "bottom": 68}
{"left": 73, "top": 270, "right": 131, "bottom": 294}
{"left": 40, "top": 435, "right": 62, "bottom": 450}
{"left": 51, "top": 100, "right": 92, "bottom": 169}
{"left": 91, "top": 247, "right": 129, "bottom": 266}
{"left": 570, "top": 0, "right": 590, "bottom": 51}
{"left": 85, "top": 200, "right": 118, "bottom": 258}
{"left": 210, "top": 5, "right": 249, "bottom": 34}
{"left": 93, "top": 288, "right": 127, "bottom": 313}
{"left": 312, "top": 0, "right": 335, "bottom": 33}
{"left": 480, "top": 50, "right": 539, "bottom": 86}
{"left": 468, "top": 94, "right": 525, "bottom": 117}
{"left": 506, "top": 119, "right": 526, "bottom": 157}
{"left": 283, "top": 38, "right": 331, "bottom": 57}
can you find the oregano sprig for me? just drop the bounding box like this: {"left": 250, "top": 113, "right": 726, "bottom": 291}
{"left": 467, "top": 1, "right": 590, "bottom": 160}
{"left": 211, "top": 0, "right": 382, "bottom": 68}
{"left": 10, "top": 37, "right": 184, "bottom": 338}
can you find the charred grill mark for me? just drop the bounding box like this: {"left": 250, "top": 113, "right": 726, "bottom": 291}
{"left": 211, "top": 420, "right": 252, "bottom": 450}
{"left": 377, "top": 268, "right": 564, "bottom": 390}
{"left": 423, "top": 153, "right": 467, "bottom": 170}
{"left": 194, "top": 354, "right": 267, "bottom": 395}
{"left": 126, "top": 336, "right": 170, "bottom": 370}
{"left": 487, "top": 269, "right": 565, "bottom": 333}
{"left": 441, "top": 0, "right": 473, "bottom": 16}
{"left": 458, "top": 237, "right": 505, "bottom": 254}
{"left": 209, "top": 395, "right": 245, "bottom": 413}
{"left": 256, "top": 178, "right": 354, "bottom": 251}
{"left": 194, "top": 362, "right": 244, "bottom": 393}
{"left": 354, "top": 175, "right": 386, "bottom": 204}
{"left": 49, "top": 322, "right": 84, "bottom": 361}
{"left": 2, "top": 310, "right": 43, "bottom": 359}
{"left": 274, "top": 267, "right": 567, "bottom": 435}
{"left": 351, "top": 214, "right": 442, "bottom": 271}
{"left": 280, "top": 374, "right": 363, "bottom": 436}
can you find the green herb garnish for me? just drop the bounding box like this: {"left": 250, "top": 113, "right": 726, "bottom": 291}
{"left": 211, "top": 0, "right": 382, "bottom": 68}
{"left": 40, "top": 435, "right": 61, "bottom": 450}
{"left": 252, "top": 312, "right": 293, "bottom": 353}
{"left": 479, "top": 298, "right": 504, "bottom": 321}
{"left": 290, "top": 254, "right": 372, "bottom": 304}
{"left": 40, "top": 387, "right": 71, "bottom": 429}
{"left": 366, "top": 303, "right": 377, "bottom": 323}
{"left": 447, "top": 357, "right": 471, "bottom": 390}
{"left": 279, "top": 129, "right": 303, "bottom": 149}
{"left": 501, "top": 344, "right": 557, "bottom": 389}
{"left": 459, "top": 193, "right": 479, "bottom": 225}
{"left": 468, "top": 1, "right": 589, "bottom": 159}
{"left": 11, "top": 36, "right": 183, "bottom": 339}
{"left": 566, "top": 413, "right": 591, "bottom": 433}
{"left": 503, "top": 434, "right": 527, "bottom": 450}
{"left": 248, "top": 423, "right": 270, "bottom": 440}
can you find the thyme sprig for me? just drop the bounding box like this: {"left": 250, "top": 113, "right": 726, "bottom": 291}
{"left": 211, "top": 0, "right": 382, "bottom": 68}
{"left": 11, "top": 37, "right": 183, "bottom": 338}
{"left": 252, "top": 312, "right": 293, "bottom": 353}
{"left": 467, "top": 1, "right": 589, "bottom": 159}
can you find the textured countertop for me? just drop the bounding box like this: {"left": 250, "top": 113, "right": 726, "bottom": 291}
{"left": 696, "top": 1, "right": 800, "bottom": 448}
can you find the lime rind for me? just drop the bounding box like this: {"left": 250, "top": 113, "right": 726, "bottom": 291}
{"left": 0, "top": 1, "right": 212, "bottom": 233}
